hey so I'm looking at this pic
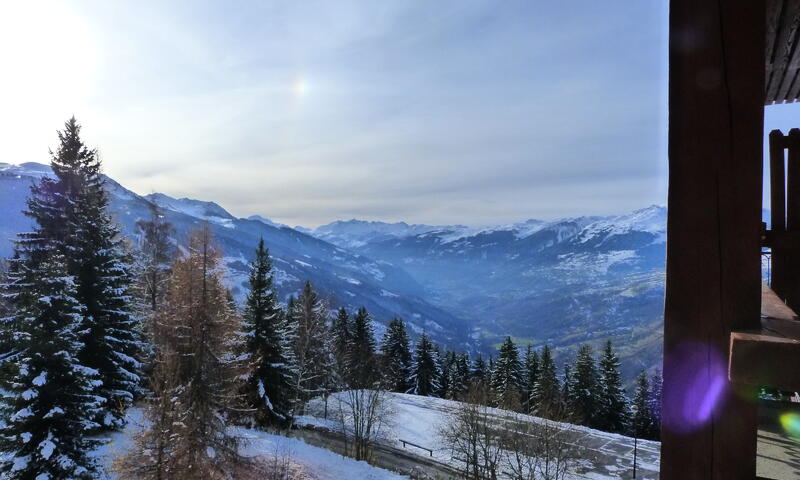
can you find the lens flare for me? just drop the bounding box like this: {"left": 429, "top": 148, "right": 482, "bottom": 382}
{"left": 780, "top": 413, "right": 800, "bottom": 439}
{"left": 663, "top": 341, "right": 727, "bottom": 434}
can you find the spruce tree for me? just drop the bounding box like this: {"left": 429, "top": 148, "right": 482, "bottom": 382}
{"left": 522, "top": 345, "right": 540, "bottom": 413}
{"left": 597, "top": 341, "right": 628, "bottom": 433}
{"left": 438, "top": 349, "right": 456, "bottom": 398}
{"left": 566, "top": 344, "right": 600, "bottom": 428}
{"left": 348, "top": 307, "right": 377, "bottom": 387}
{"left": 379, "top": 318, "right": 412, "bottom": 393}
{"left": 561, "top": 362, "right": 573, "bottom": 413}
{"left": 492, "top": 337, "right": 523, "bottom": 410}
{"left": 36, "top": 118, "right": 141, "bottom": 429}
{"left": 243, "top": 238, "right": 292, "bottom": 427}
{"left": 630, "top": 370, "right": 654, "bottom": 439}
{"left": 331, "top": 307, "right": 351, "bottom": 382}
{"left": 287, "top": 282, "right": 331, "bottom": 418}
{"left": 470, "top": 354, "right": 488, "bottom": 386}
{"left": 409, "top": 333, "right": 440, "bottom": 396}
{"left": 530, "top": 345, "right": 560, "bottom": 419}
{"left": 648, "top": 369, "right": 663, "bottom": 440}
{"left": 449, "top": 352, "right": 470, "bottom": 400}
{"left": 0, "top": 249, "right": 103, "bottom": 479}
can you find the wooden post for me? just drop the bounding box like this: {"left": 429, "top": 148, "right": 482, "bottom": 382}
{"left": 663, "top": 1, "right": 764, "bottom": 479}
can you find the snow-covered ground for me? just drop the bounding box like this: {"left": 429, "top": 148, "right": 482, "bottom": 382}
{"left": 301, "top": 392, "right": 661, "bottom": 480}
{"left": 95, "top": 409, "right": 408, "bottom": 480}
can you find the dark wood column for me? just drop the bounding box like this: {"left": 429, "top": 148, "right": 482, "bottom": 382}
{"left": 663, "top": 1, "right": 765, "bottom": 479}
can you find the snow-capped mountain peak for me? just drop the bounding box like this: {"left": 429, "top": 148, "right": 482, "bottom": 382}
{"left": 145, "top": 193, "right": 236, "bottom": 224}
{"left": 247, "top": 215, "right": 290, "bottom": 229}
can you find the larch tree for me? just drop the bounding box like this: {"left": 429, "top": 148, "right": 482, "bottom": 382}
{"left": 118, "top": 226, "right": 251, "bottom": 479}
{"left": 243, "top": 238, "right": 292, "bottom": 427}
{"left": 0, "top": 247, "right": 104, "bottom": 480}
{"left": 409, "top": 333, "right": 440, "bottom": 397}
{"left": 379, "top": 318, "right": 412, "bottom": 393}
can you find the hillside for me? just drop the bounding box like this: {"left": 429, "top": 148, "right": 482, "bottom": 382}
{"left": 0, "top": 162, "right": 472, "bottom": 349}
{"left": 0, "top": 161, "right": 669, "bottom": 376}
{"left": 310, "top": 208, "right": 667, "bottom": 379}
{"left": 299, "top": 392, "right": 661, "bottom": 479}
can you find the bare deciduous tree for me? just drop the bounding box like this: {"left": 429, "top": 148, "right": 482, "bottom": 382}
{"left": 333, "top": 388, "right": 393, "bottom": 462}
{"left": 501, "top": 413, "right": 576, "bottom": 480}
{"left": 439, "top": 383, "right": 503, "bottom": 480}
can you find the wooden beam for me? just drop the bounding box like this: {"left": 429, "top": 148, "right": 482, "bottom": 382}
{"left": 664, "top": 0, "right": 765, "bottom": 478}
{"left": 730, "top": 332, "right": 800, "bottom": 391}
{"left": 768, "top": 130, "right": 785, "bottom": 233}
{"left": 766, "top": 0, "right": 800, "bottom": 102}
{"left": 730, "top": 284, "right": 800, "bottom": 390}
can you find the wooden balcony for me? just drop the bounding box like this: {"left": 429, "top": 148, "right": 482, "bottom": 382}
{"left": 730, "top": 284, "right": 800, "bottom": 391}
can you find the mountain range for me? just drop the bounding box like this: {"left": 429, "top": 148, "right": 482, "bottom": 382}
{"left": 0, "top": 162, "right": 667, "bottom": 380}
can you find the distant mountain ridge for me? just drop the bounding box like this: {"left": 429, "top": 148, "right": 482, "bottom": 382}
{"left": 307, "top": 205, "right": 668, "bottom": 379}
{"left": 0, "top": 162, "right": 473, "bottom": 350}
{"left": 1, "top": 161, "right": 669, "bottom": 379}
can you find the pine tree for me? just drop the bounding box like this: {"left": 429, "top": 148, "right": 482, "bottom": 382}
{"left": 287, "top": 281, "right": 331, "bottom": 418}
{"left": 331, "top": 307, "right": 352, "bottom": 381}
{"left": 379, "top": 318, "right": 412, "bottom": 393}
{"left": 648, "top": 369, "right": 663, "bottom": 440}
{"left": 243, "top": 238, "right": 292, "bottom": 427}
{"left": 630, "top": 370, "right": 654, "bottom": 439}
{"left": 522, "top": 345, "right": 540, "bottom": 413}
{"left": 33, "top": 118, "right": 141, "bottom": 429}
{"left": 597, "top": 341, "right": 628, "bottom": 433}
{"left": 0, "top": 249, "right": 104, "bottom": 479}
{"left": 566, "top": 344, "right": 601, "bottom": 428}
{"left": 492, "top": 337, "right": 523, "bottom": 410}
{"left": 121, "top": 226, "right": 250, "bottom": 477}
{"left": 410, "top": 333, "right": 440, "bottom": 396}
{"left": 348, "top": 307, "right": 377, "bottom": 387}
{"left": 530, "top": 345, "right": 560, "bottom": 419}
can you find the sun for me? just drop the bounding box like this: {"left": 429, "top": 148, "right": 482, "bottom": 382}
{"left": 292, "top": 77, "right": 308, "bottom": 98}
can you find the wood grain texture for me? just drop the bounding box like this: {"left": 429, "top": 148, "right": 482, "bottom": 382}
{"left": 664, "top": 0, "right": 765, "bottom": 478}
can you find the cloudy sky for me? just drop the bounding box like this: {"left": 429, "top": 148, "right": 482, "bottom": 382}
{"left": 3, "top": 1, "right": 673, "bottom": 227}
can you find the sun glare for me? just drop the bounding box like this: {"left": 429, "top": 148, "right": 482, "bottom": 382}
{"left": 0, "top": 2, "right": 98, "bottom": 140}
{"left": 292, "top": 76, "right": 309, "bottom": 98}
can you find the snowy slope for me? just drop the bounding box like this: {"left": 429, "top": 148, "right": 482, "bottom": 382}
{"left": 97, "top": 409, "right": 408, "bottom": 480}
{"left": 300, "top": 392, "right": 660, "bottom": 480}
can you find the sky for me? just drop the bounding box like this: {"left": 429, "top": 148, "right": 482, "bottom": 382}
{"left": 2, "top": 1, "right": 673, "bottom": 227}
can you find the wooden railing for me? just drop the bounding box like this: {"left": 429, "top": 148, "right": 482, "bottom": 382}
{"left": 765, "top": 128, "right": 800, "bottom": 310}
